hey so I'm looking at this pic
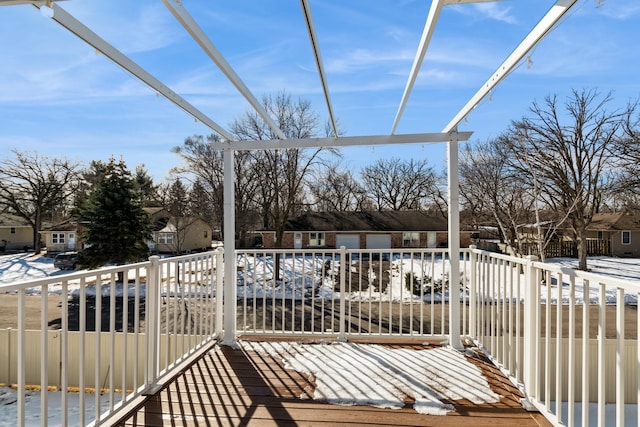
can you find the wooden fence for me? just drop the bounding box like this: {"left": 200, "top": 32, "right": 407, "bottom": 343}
{"left": 518, "top": 239, "right": 611, "bottom": 258}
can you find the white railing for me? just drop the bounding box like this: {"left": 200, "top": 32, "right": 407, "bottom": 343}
{"left": 234, "top": 248, "right": 470, "bottom": 341}
{"left": 4, "top": 245, "right": 640, "bottom": 426}
{"left": 0, "top": 250, "right": 222, "bottom": 427}
{"left": 468, "top": 247, "right": 640, "bottom": 427}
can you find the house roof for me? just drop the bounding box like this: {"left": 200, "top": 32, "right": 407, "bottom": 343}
{"left": 588, "top": 212, "right": 640, "bottom": 231}
{"left": 40, "top": 219, "right": 79, "bottom": 232}
{"left": 0, "top": 213, "right": 32, "bottom": 228}
{"left": 157, "top": 217, "right": 212, "bottom": 233}
{"left": 282, "top": 211, "right": 448, "bottom": 232}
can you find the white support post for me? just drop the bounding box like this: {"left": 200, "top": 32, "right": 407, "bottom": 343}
{"left": 143, "top": 255, "right": 162, "bottom": 395}
{"left": 522, "top": 254, "right": 539, "bottom": 407}
{"left": 215, "top": 247, "right": 224, "bottom": 337}
{"left": 338, "top": 246, "right": 347, "bottom": 342}
{"left": 447, "top": 138, "right": 462, "bottom": 350}
{"left": 222, "top": 147, "right": 237, "bottom": 346}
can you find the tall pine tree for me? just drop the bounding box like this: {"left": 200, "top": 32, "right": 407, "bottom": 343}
{"left": 77, "top": 158, "right": 152, "bottom": 269}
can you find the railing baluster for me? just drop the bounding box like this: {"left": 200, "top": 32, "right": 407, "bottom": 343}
{"left": 568, "top": 275, "right": 576, "bottom": 427}
{"left": 555, "top": 272, "right": 563, "bottom": 422}
{"left": 617, "top": 287, "right": 625, "bottom": 427}
{"left": 339, "top": 246, "right": 347, "bottom": 341}
{"left": 596, "top": 283, "right": 606, "bottom": 427}
{"left": 582, "top": 279, "right": 590, "bottom": 426}
{"left": 61, "top": 280, "right": 68, "bottom": 427}
{"left": 40, "top": 285, "right": 48, "bottom": 427}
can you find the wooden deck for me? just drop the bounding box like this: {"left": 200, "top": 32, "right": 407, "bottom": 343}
{"left": 115, "top": 341, "right": 551, "bottom": 427}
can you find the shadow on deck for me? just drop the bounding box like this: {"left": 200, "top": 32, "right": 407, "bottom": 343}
{"left": 114, "top": 339, "right": 550, "bottom": 427}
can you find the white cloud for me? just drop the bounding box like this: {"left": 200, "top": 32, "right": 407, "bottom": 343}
{"left": 596, "top": 2, "right": 640, "bottom": 20}
{"left": 449, "top": 3, "right": 517, "bottom": 24}
{"left": 324, "top": 48, "right": 415, "bottom": 74}
{"left": 473, "top": 3, "right": 518, "bottom": 24}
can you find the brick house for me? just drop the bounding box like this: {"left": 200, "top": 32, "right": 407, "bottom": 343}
{"left": 252, "top": 211, "right": 470, "bottom": 250}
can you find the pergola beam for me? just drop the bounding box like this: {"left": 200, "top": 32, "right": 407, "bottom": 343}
{"left": 443, "top": 0, "right": 579, "bottom": 132}
{"left": 36, "top": 3, "right": 235, "bottom": 141}
{"left": 300, "top": 0, "right": 339, "bottom": 138}
{"left": 162, "top": 0, "right": 286, "bottom": 140}
{"left": 0, "top": 0, "right": 50, "bottom": 5}
{"left": 391, "top": 0, "right": 445, "bottom": 135}
{"left": 222, "top": 131, "right": 472, "bottom": 151}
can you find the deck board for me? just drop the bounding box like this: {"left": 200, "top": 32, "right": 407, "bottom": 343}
{"left": 115, "top": 341, "right": 551, "bottom": 427}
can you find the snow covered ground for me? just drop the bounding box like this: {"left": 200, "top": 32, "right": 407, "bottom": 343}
{"left": 240, "top": 341, "right": 500, "bottom": 415}
{"left": 0, "top": 387, "right": 111, "bottom": 427}
{"left": 2, "top": 252, "right": 640, "bottom": 302}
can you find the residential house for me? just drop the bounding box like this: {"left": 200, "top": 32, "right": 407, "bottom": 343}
{"left": 40, "top": 219, "right": 81, "bottom": 253}
{"left": 40, "top": 208, "right": 213, "bottom": 255}
{"left": 252, "top": 211, "right": 470, "bottom": 250}
{"left": 587, "top": 211, "right": 640, "bottom": 258}
{"left": 0, "top": 213, "right": 35, "bottom": 251}
{"left": 146, "top": 207, "right": 213, "bottom": 254}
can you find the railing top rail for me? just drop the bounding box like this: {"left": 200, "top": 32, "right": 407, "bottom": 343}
{"left": 156, "top": 250, "right": 217, "bottom": 263}
{"left": 0, "top": 259, "right": 152, "bottom": 293}
{"left": 531, "top": 258, "right": 640, "bottom": 292}
{"left": 470, "top": 246, "right": 640, "bottom": 292}
{"left": 0, "top": 251, "right": 218, "bottom": 294}
{"left": 469, "top": 247, "right": 529, "bottom": 265}
{"left": 237, "top": 247, "right": 468, "bottom": 255}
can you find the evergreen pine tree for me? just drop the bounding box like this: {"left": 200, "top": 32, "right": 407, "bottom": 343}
{"left": 77, "top": 158, "right": 152, "bottom": 269}
{"left": 167, "top": 178, "right": 189, "bottom": 217}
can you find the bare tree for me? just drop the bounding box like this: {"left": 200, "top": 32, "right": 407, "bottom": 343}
{"left": 460, "top": 138, "right": 534, "bottom": 252}
{"left": 504, "top": 89, "right": 631, "bottom": 270}
{"left": 611, "top": 106, "right": 640, "bottom": 203}
{"left": 309, "top": 164, "right": 366, "bottom": 211}
{"left": 0, "top": 150, "right": 80, "bottom": 252}
{"left": 360, "top": 158, "right": 436, "bottom": 211}
{"left": 171, "top": 134, "right": 259, "bottom": 241}
{"left": 171, "top": 134, "right": 225, "bottom": 228}
{"left": 231, "top": 92, "right": 330, "bottom": 249}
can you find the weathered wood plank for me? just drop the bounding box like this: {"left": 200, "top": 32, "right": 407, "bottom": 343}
{"left": 115, "top": 341, "right": 551, "bottom": 427}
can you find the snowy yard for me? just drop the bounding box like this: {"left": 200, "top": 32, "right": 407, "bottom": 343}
{"left": 2, "top": 252, "right": 639, "bottom": 304}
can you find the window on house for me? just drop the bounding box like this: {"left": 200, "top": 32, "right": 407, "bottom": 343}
{"left": 622, "top": 231, "right": 631, "bottom": 245}
{"left": 158, "top": 232, "right": 174, "bottom": 244}
{"left": 10, "top": 227, "right": 16, "bottom": 234}
{"left": 309, "top": 232, "right": 325, "bottom": 247}
{"left": 204, "top": 231, "right": 208, "bottom": 238}
{"left": 597, "top": 231, "right": 604, "bottom": 240}
{"left": 402, "top": 232, "right": 420, "bottom": 247}
{"left": 52, "top": 233, "right": 65, "bottom": 244}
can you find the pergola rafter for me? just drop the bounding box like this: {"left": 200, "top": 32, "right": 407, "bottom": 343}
{"left": 2, "top": 0, "right": 582, "bottom": 350}
{"left": 443, "top": 0, "right": 579, "bottom": 133}
{"left": 161, "top": 0, "right": 287, "bottom": 141}
{"left": 30, "top": 2, "right": 235, "bottom": 140}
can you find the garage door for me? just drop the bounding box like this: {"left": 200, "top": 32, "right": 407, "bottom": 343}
{"left": 366, "top": 234, "right": 391, "bottom": 249}
{"left": 336, "top": 234, "right": 360, "bottom": 249}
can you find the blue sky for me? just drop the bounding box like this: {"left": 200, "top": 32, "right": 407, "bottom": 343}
{"left": 1, "top": 1, "right": 638, "bottom": 181}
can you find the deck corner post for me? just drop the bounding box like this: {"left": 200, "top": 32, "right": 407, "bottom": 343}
{"left": 215, "top": 247, "right": 224, "bottom": 337}
{"left": 338, "top": 245, "right": 347, "bottom": 342}
{"left": 143, "top": 255, "right": 162, "bottom": 394}
{"left": 447, "top": 137, "right": 463, "bottom": 350}
{"left": 221, "top": 147, "right": 237, "bottom": 346}
{"left": 522, "top": 254, "right": 539, "bottom": 404}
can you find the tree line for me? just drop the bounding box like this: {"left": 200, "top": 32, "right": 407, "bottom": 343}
{"left": 460, "top": 89, "right": 639, "bottom": 270}
{"left": 0, "top": 89, "right": 638, "bottom": 271}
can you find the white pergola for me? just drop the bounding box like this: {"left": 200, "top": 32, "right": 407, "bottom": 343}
{"left": 1, "top": 0, "right": 579, "bottom": 349}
